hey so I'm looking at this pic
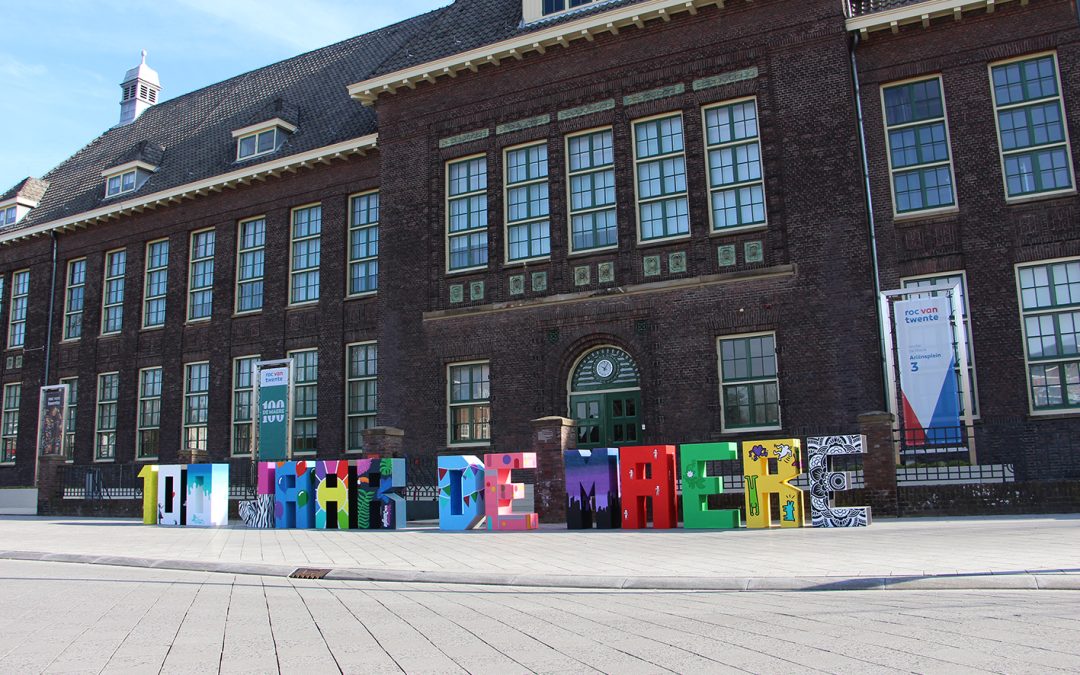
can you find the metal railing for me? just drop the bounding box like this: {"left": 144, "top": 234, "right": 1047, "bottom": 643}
{"left": 61, "top": 464, "right": 143, "bottom": 500}
{"left": 845, "top": 0, "right": 927, "bottom": 17}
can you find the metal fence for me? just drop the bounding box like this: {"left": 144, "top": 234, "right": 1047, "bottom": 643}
{"left": 61, "top": 463, "right": 143, "bottom": 500}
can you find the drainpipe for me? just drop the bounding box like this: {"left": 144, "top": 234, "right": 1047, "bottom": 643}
{"left": 43, "top": 231, "right": 58, "bottom": 386}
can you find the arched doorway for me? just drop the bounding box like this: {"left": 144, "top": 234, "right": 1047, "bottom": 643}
{"left": 568, "top": 346, "right": 642, "bottom": 449}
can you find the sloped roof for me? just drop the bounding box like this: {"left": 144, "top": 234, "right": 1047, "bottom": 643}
{"left": 1, "top": 177, "right": 50, "bottom": 205}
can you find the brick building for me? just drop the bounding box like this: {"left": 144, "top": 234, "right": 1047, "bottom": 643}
{"left": 1, "top": 0, "right": 1078, "bottom": 498}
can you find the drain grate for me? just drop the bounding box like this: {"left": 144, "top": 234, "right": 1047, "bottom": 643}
{"left": 290, "top": 567, "right": 331, "bottom": 580}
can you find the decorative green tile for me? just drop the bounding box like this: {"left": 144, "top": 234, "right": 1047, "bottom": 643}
{"left": 496, "top": 114, "right": 550, "bottom": 136}
{"left": 744, "top": 240, "right": 764, "bottom": 264}
{"left": 574, "top": 265, "right": 591, "bottom": 286}
{"left": 668, "top": 251, "right": 687, "bottom": 274}
{"left": 717, "top": 245, "right": 737, "bottom": 267}
{"left": 531, "top": 271, "right": 548, "bottom": 292}
{"left": 509, "top": 274, "right": 525, "bottom": 296}
{"left": 692, "top": 66, "right": 759, "bottom": 92}
{"left": 598, "top": 261, "right": 615, "bottom": 284}
{"left": 643, "top": 255, "right": 661, "bottom": 277}
{"left": 438, "top": 128, "right": 490, "bottom": 149}
{"left": 623, "top": 83, "right": 686, "bottom": 107}
{"left": 449, "top": 284, "right": 464, "bottom": 304}
{"left": 557, "top": 99, "right": 616, "bottom": 121}
{"left": 469, "top": 280, "right": 485, "bottom": 301}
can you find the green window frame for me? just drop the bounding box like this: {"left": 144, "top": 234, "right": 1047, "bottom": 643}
{"left": 349, "top": 192, "right": 379, "bottom": 296}
{"left": 1017, "top": 258, "right": 1080, "bottom": 412}
{"left": 188, "top": 229, "right": 215, "bottom": 321}
{"left": 704, "top": 98, "right": 767, "bottom": 230}
{"left": 61, "top": 377, "right": 77, "bottom": 461}
{"left": 718, "top": 333, "right": 780, "bottom": 431}
{"left": 137, "top": 367, "right": 162, "bottom": 459}
{"left": 633, "top": 114, "right": 689, "bottom": 242}
{"left": 236, "top": 218, "right": 265, "bottom": 313}
{"left": 63, "top": 259, "right": 86, "bottom": 341}
{"left": 289, "top": 349, "right": 318, "bottom": 454}
{"left": 991, "top": 53, "right": 1074, "bottom": 199}
{"left": 346, "top": 342, "right": 377, "bottom": 452}
{"left": 8, "top": 269, "right": 28, "bottom": 349}
{"left": 448, "top": 362, "right": 490, "bottom": 445}
{"left": 95, "top": 373, "right": 118, "bottom": 461}
{"left": 101, "top": 249, "right": 126, "bottom": 335}
{"left": 290, "top": 205, "right": 322, "bottom": 304}
{"left": 183, "top": 362, "right": 209, "bottom": 452}
{"left": 447, "top": 156, "right": 488, "bottom": 272}
{"left": 882, "top": 77, "right": 956, "bottom": 215}
{"left": 505, "top": 143, "right": 551, "bottom": 262}
{"left": 232, "top": 355, "right": 258, "bottom": 456}
{"left": 567, "top": 128, "right": 617, "bottom": 252}
{"left": 143, "top": 239, "right": 168, "bottom": 328}
{"left": 1, "top": 383, "right": 19, "bottom": 464}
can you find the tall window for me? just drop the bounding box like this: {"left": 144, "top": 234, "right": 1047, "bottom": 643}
{"left": 1, "top": 383, "right": 19, "bottom": 463}
{"left": 290, "top": 349, "right": 318, "bottom": 453}
{"left": 567, "top": 128, "right": 617, "bottom": 252}
{"left": 101, "top": 249, "right": 126, "bottom": 335}
{"left": 61, "top": 377, "right": 77, "bottom": 460}
{"left": 633, "top": 114, "right": 689, "bottom": 242}
{"left": 63, "top": 259, "right": 86, "bottom": 340}
{"left": 448, "top": 362, "right": 490, "bottom": 445}
{"left": 349, "top": 193, "right": 379, "bottom": 296}
{"left": 902, "top": 273, "right": 979, "bottom": 417}
{"left": 1017, "top": 258, "right": 1080, "bottom": 412}
{"left": 232, "top": 355, "right": 258, "bottom": 456}
{"left": 882, "top": 77, "right": 956, "bottom": 215}
{"left": 95, "top": 373, "right": 119, "bottom": 461}
{"left": 991, "top": 53, "right": 1074, "bottom": 199}
{"left": 188, "top": 230, "right": 215, "bottom": 321}
{"left": 183, "top": 362, "right": 209, "bottom": 452}
{"left": 346, "top": 342, "right": 377, "bottom": 452}
{"left": 505, "top": 143, "right": 551, "bottom": 262}
{"left": 8, "top": 270, "right": 28, "bottom": 349}
{"left": 290, "top": 205, "right": 322, "bottom": 304}
{"left": 143, "top": 239, "right": 169, "bottom": 328}
{"left": 718, "top": 333, "right": 780, "bottom": 431}
{"left": 137, "top": 367, "right": 162, "bottom": 459}
{"left": 447, "top": 156, "right": 488, "bottom": 272}
{"left": 705, "top": 99, "right": 767, "bottom": 230}
{"left": 236, "top": 218, "right": 266, "bottom": 313}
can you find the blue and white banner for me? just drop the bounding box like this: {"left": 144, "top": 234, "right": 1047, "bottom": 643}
{"left": 894, "top": 297, "right": 960, "bottom": 441}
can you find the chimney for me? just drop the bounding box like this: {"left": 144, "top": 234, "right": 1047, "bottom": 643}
{"left": 118, "top": 50, "right": 161, "bottom": 127}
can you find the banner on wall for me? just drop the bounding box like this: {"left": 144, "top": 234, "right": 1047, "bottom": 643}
{"left": 36, "top": 385, "right": 67, "bottom": 457}
{"left": 257, "top": 362, "right": 291, "bottom": 461}
{"left": 894, "top": 296, "right": 960, "bottom": 441}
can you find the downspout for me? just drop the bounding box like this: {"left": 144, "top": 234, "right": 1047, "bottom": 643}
{"left": 43, "top": 231, "right": 58, "bottom": 386}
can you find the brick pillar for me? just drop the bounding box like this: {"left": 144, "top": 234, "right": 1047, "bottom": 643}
{"left": 531, "top": 416, "right": 575, "bottom": 524}
{"left": 36, "top": 455, "right": 67, "bottom": 515}
{"left": 177, "top": 449, "right": 209, "bottom": 465}
{"left": 858, "top": 411, "right": 899, "bottom": 517}
{"left": 362, "top": 427, "right": 405, "bottom": 457}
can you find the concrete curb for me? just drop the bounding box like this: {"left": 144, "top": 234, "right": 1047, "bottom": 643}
{"left": 0, "top": 550, "right": 1077, "bottom": 591}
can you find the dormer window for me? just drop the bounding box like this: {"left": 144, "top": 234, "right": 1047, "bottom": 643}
{"left": 107, "top": 170, "right": 137, "bottom": 197}
{"left": 232, "top": 118, "right": 296, "bottom": 161}
{"left": 101, "top": 160, "right": 157, "bottom": 199}
{"left": 543, "top": 0, "right": 597, "bottom": 14}
{"left": 524, "top": 0, "right": 605, "bottom": 22}
{"left": 0, "top": 205, "right": 15, "bottom": 227}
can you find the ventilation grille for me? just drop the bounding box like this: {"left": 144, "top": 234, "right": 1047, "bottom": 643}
{"left": 289, "top": 568, "right": 331, "bottom": 580}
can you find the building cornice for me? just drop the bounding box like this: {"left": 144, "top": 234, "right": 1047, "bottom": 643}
{"left": 846, "top": 0, "right": 1023, "bottom": 36}
{"left": 100, "top": 160, "right": 159, "bottom": 178}
{"left": 231, "top": 117, "right": 299, "bottom": 138}
{"left": 1, "top": 133, "right": 378, "bottom": 246}
{"left": 348, "top": 0, "right": 725, "bottom": 105}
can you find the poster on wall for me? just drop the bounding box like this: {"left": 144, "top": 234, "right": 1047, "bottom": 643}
{"left": 257, "top": 362, "right": 291, "bottom": 461}
{"left": 36, "top": 385, "right": 67, "bottom": 457}
{"left": 894, "top": 296, "right": 960, "bottom": 441}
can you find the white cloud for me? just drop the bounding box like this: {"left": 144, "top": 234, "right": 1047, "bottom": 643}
{"left": 0, "top": 54, "right": 47, "bottom": 81}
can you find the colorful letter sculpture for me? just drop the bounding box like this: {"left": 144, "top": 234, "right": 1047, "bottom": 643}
{"left": 186, "top": 464, "right": 229, "bottom": 527}
{"left": 484, "top": 452, "right": 539, "bottom": 531}
{"left": 438, "top": 455, "right": 486, "bottom": 530}
{"left": 378, "top": 458, "right": 407, "bottom": 529}
{"left": 239, "top": 462, "right": 276, "bottom": 529}
{"left": 157, "top": 465, "right": 185, "bottom": 526}
{"left": 138, "top": 464, "right": 158, "bottom": 525}
{"left": 742, "top": 439, "right": 804, "bottom": 529}
{"left": 619, "top": 445, "right": 678, "bottom": 529}
{"left": 356, "top": 458, "right": 407, "bottom": 529}
{"left": 564, "top": 449, "right": 620, "bottom": 529}
{"left": 679, "top": 443, "right": 741, "bottom": 529}
{"left": 275, "top": 461, "right": 316, "bottom": 529}
{"left": 807, "top": 435, "right": 872, "bottom": 528}
{"left": 315, "top": 460, "right": 351, "bottom": 530}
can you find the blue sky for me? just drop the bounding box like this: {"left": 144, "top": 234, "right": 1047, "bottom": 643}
{"left": 0, "top": 0, "right": 448, "bottom": 192}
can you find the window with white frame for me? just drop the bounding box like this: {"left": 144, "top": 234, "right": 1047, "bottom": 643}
{"left": 236, "top": 218, "right": 265, "bottom": 313}
{"left": 8, "top": 270, "right": 28, "bottom": 349}
{"left": 237, "top": 128, "right": 280, "bottom": 160}
{"left": 143, "top": 239, "right": 169, "bottom": 328}
{"left": 188, "top": 230, "right": 215, "bottom": 321}
{"left": 567, "top": 128, "right": 617, "bottom": 252}
{"left": 882, "top": 77, "right": 956, "bottom": 215}
{"left": 1, "top": 383, "right": 19, "bottom": 463}
{"left": 61, "top": 377, "right": 77, "bottom": 460}
{"left": 705, "top": 99, "right": 767, "bottom": 230}
{"left": 505, "top": 143, "right": 551, "bottom": 262}
{"left": 106, "top": 170, "right": 137, "bottom": 197}
{"left": 290, "top": 205, "right": 321, "bottom": 304}
{"left": 63, "top": 259, "right": 86, "bottom": 341}
{"left": 633, "top": 114, "right": 689, "bottom": 242}
{"left": 448, "top": 362, "right": 490, "bottom": 445}
{"left": 290, "top": 349, "right": 318, "bottom": 453}
{"left": 447, "top": 156, "right": 488, "bottom": 271}
{"left": 718, "top": 333, "right": 780, "bottom": 431}
{"left": 535, "top": 0, "right": 600, "bottom": 18}
{"left": 137, "top": 367, "right": 162, "bottom": 459}
{"left": 183, "top": 362, "right": 209, "bottom": 452}
{"left": 232, "top": 355, "right": 258, "bottom": 456}
{"left": 101, "top": 249, "right": 126, "bottom": 334}
{"left": 349, "top": 193, "right": 379, "bottom": 296}
{"left": 902, "top": 273, "right": 979, "bottom": 417}
{"left": 1, "top": 205, "right": 16, "bottom": 226}
{"left": 95, "top": 373, "right": 118, "bottom": 461}
{"left": 1017, "top": 258, "right": 1080, "bottom": 412}
{"left": 346, "top": 342, "right": 377, "bottom": 452}
{"left": 991, "top": 53, "right": 1074, "bottom": 199}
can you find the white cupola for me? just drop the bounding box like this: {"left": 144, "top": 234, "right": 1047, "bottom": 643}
{"left": 118, "top": 50, "right": 161, "bottom": 127}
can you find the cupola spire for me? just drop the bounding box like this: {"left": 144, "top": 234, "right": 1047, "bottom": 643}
{"left": 118, "top": 50, "right": 161, "bottom": 127}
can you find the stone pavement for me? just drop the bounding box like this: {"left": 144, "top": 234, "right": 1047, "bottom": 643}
{"left": 1, "top": 559, "right": 1079, "bottom": 674}
{"left": 0, "top": 514, "right": 1077, "bottom": 591}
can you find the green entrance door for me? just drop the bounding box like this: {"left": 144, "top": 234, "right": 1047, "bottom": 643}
{"left": 569, "top": 347, "right": 642, "bottom": 449}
